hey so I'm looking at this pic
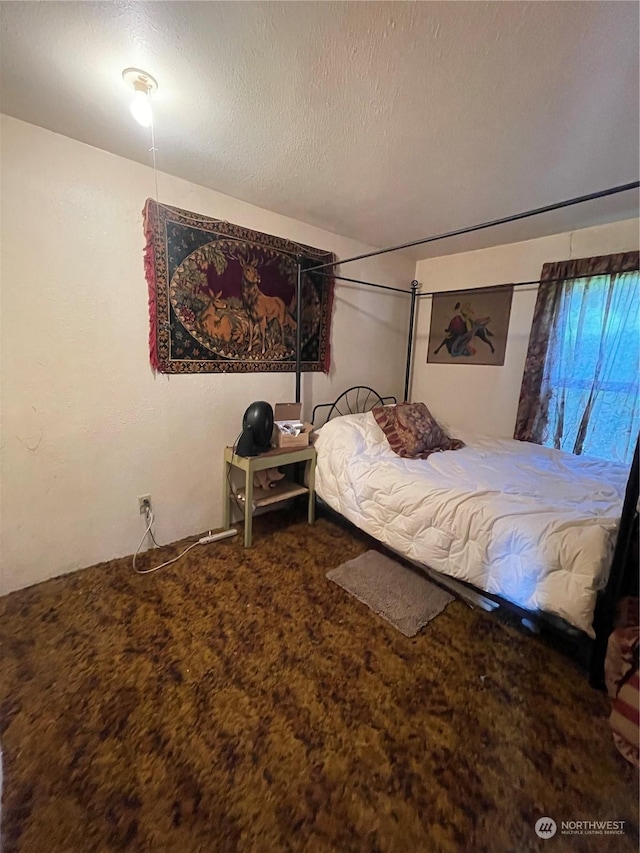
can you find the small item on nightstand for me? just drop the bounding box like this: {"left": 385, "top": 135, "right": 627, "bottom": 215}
{"left": 236, "top": 401, "right": 274, "bottom": 457}
{"left": 279, "top": 422, "right": 304, "bottom": 436}
{"left": 253, "top": 467, "right": 285, "bottom": 490}
{"left": 272, "top": 403, "right": 313, "bottom": 448}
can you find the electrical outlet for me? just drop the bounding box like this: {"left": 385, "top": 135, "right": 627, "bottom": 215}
{"left": 138, "top": 494, "right": 152, "bottom": 514}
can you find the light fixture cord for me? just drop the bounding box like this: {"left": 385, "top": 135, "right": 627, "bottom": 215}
{"left": 150, "top": 98, "right": 159, "bottom": 203}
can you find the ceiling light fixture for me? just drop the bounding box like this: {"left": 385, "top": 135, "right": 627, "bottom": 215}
{"left": 122, "top": 68, "right": 158, "bottom": 128}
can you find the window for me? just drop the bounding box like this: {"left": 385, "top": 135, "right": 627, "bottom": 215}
{"left": 515, "top": 253, "right": 639, "bottom": 465}
{"left": 542, "top": 270, "right": 639, "bottom": 463}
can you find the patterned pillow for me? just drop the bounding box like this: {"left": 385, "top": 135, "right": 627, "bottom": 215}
{"left": 372, "top": 402, "right": 465, "bottom": 459}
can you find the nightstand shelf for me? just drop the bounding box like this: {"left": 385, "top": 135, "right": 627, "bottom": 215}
{"left": 236, "top": 480, "right": 310, "bottom": 508}
{"left": 223, "top": 444, "right": 316, "bottom": 547}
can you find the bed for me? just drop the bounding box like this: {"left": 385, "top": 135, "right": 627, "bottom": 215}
{"left": 313, "top": 388, "right": 629, "bottom": 639}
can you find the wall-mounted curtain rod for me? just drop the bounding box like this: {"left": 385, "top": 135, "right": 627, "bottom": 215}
{"left": 314, "top": 269, "right": 412, "bottom": 294}
{"left": 416, "top": 269, "right": 640, "bottom": 299}
{"left": 306, "top": 181, "right": 640, "bottom": 273}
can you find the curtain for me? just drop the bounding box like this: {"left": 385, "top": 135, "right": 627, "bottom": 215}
{"left": 515, "top": 252, "right": 639, "bottom": 464}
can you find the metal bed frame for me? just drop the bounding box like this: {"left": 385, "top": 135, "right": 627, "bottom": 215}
{"left": 311, "top": 385, "right": 396, "bottom": 427}
{"left": 292, "top": 180, "right": 638, "bottom": 406}
{"left": 297, "top": 177, "right": 639, "bottom": 687}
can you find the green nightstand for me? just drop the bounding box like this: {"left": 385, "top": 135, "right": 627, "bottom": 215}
{"left": 223, "top": 444, "right": 316, "bottom": 547}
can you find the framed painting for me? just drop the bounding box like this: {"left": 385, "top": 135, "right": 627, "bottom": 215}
{"left": 427, "top": 286, "right": 513, "bottom": 366}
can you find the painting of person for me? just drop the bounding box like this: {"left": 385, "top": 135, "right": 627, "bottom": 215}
{"left": 434, "top": 300, "right": 495, "bottom": 357}
{"left": 427, "top": 287, "right": 513, "bottom": 365}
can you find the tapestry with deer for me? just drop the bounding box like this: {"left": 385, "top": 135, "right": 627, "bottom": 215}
{"left": 143, "top": 199, "right": 336, "bottom": 373}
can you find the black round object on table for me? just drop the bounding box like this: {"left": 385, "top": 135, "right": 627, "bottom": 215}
{"left": 236, "top": 401, "right": 274, "bottom": 457}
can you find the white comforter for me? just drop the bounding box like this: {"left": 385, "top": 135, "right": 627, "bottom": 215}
{"left": 314, "top": 412, "right": 628, "bottom": 636}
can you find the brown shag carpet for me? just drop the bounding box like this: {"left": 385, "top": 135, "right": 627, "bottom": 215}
{"left": 0, "top": 510, "right": 637, "bottom": 853}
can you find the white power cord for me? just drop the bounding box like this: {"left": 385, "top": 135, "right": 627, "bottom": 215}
{"left": 133, "top": 505, "right": 237, "bottom": 575}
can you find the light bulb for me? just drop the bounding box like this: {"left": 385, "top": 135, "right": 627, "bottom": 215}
{"left": 122, "top": 68, "right": 158, "bottom": 127}
{"left": 130, "top": 89, "right": 152, "bottom": 127}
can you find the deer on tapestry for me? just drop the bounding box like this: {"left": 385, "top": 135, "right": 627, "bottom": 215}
{"left": 199, "top": 291, "right": 250, "bottom": 344}
{"left": 239, "top": 256, "right": 295, "bottom": 354}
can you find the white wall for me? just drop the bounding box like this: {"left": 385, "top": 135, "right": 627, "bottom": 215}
{"left": 0, "top": 115, "right": 415, "bottom": 594}
{"left": 411, "top": 218, "right": 639, "bottom": 437}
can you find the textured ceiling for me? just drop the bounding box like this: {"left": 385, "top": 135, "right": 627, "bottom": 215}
{"left": 1, "top": 1, "right": 638, "bottom": 258}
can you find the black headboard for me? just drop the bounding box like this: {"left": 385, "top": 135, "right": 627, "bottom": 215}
{"left": 312, "top": 386, "right": 396, "bottom": 427}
